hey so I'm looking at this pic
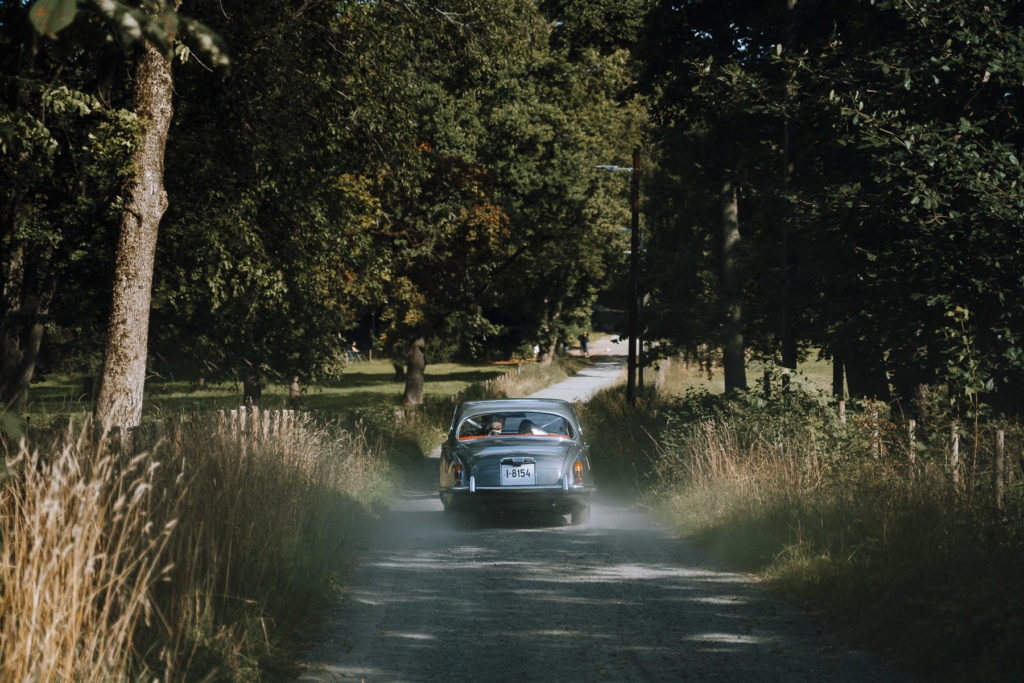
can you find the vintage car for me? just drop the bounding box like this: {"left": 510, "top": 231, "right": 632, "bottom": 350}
{"left": 438, "top": 398, "right": 595, "bottom": 524}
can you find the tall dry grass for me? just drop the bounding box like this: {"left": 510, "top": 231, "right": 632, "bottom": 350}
{"left": 1, "top": 415, "right": 389, "bottom": 681}
{"left": 1, "top": 427, "right": 177, "bottom": 680}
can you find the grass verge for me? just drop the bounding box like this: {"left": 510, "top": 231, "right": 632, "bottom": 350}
{"left": 21, "top": 359, "right": 515, "bottom": 426}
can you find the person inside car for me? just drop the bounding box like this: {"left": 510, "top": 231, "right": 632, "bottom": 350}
{"left": 486, "top": 416, "right": 505, "bottom": 436}
{"left": 518, "top": 419, "right": 547, "bottom": 435}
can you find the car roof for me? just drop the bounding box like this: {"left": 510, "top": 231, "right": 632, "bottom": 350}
{"left": 454, "top": 398, "right": 577, "bottom": 422}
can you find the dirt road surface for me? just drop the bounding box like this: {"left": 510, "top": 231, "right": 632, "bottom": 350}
{"left": 297, "top": 346, "right": 903, "bottom": 681}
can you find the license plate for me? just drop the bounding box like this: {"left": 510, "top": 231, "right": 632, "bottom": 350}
{"left": 501, "top": 463, "right": 535, "bottom": 485}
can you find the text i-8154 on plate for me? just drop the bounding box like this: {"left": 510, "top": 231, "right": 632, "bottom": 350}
{"left": 501, "top": 463, "right": 535, "bottom": 485}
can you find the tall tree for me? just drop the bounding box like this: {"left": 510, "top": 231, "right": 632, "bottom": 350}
{"left": 24, "top": 0, "right": 226, "bottom": 426}
{"left": 721, "top": 177, "right": 746, "bottom": 391}
{"left": 638, "top": 0, "right": 1024, "bottom": 414}
{"left": 779, "top": 0, "right": 799, "bottom": 375}
{"left": 93, "top": 39, "right": 174, "bottom": 427}
{"left": 638, "top": 1, "right": 785, "bottom": 380}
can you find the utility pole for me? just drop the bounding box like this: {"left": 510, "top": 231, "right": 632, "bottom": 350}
{"left": 595, "top": 150, "right": 641, "bottom": 405}
{"left": 627, "top": 148, "right": 640, "bottom": 405}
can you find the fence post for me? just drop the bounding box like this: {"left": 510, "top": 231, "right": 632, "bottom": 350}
{"left": 838, "top": 399, "right": 846, "bottom": 425}
{"left": 872, "top": 402, "right": 881, "bottom": 459}
{"left": 230, "top": 409, "right": 238, "bottom": 436}
{"left": 250, "top": 406, "right": 259, "bottom": 441}
{"left": 171, "top": 416, "right": 182, "bottom": 457}
{"left": 995, "top": 429, "right": 1005, "bottom": 512}
{"left": 907, "top": 419, "right": 917, "bottom": 473}
{"left": 951, "top": 423, "right": 961, "bottom": 491}
{"left": 218, "top": 410, "right": 225, "bottom": 437}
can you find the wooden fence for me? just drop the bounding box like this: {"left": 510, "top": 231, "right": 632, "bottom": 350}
{"left": 838, "top": 399, "right": 1021, "bottom": 512}
{"left": 215, "top": 406, "right": 299, "bottom": 441}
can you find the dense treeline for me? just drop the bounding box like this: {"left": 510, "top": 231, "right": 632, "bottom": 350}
{"left": 3, "top": 0, "right": 1024, "bottom": 423}
{"left": 639, "top": 0, "right": 1024, "bottom": 418}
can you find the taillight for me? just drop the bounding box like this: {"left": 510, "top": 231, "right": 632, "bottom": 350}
{"left": 573, "top": 460, "right": 583, "bottom": 485}
{"left": 453, "top": 463, "right": 463, "bottom": 487}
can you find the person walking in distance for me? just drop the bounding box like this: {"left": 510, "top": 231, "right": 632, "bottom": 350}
{"left": 578, "top": 332, "right": 590, "bottom": 357}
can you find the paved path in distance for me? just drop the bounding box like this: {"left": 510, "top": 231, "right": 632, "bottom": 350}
{"left": 528, "top": 336, "right": 627, "bottom": 402}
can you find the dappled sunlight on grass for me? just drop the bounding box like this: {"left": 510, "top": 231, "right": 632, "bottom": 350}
{"left": 22, "top": 359, "right": 515, "bottom": 423}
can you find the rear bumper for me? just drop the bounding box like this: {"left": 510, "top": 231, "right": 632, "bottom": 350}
{"left": 441, "top": 475, "right": 594, "bottom": 514}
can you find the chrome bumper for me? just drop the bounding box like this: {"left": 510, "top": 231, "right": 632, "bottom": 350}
{"left": 461, "top": 473, "right": 589, "bottom": 492}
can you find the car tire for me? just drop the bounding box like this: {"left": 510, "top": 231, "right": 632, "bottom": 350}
{"left": 570, "top": 505, "right": 590, "bottom": 526}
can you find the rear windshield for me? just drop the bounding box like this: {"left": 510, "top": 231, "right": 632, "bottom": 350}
{"left": 457, "top": 411, "right": 574, "bottom": 440}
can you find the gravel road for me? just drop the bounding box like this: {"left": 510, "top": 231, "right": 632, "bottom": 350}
{"left": 296, "top": 346, "right": 904, "bottom": 681}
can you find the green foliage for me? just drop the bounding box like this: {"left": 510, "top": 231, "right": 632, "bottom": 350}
{"left": 1, "top": 15, "right": 142, "bottom": 398}
{"left": 636, "top": 0, "right": 1024, "bottom": 415}
{"left": 27, "top": 0, "right": 76, "bottom": 37}
{"left": 28, "top": 0, "right": 228, "bottom": 63}
{"left": 7, "top": 0, "right": 641, "bottom": 406}
{"left": 138, "top": 0, "right": 641, "bottom": 385}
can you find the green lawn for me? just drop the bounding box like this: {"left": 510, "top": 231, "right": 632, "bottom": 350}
{"left": 660, "top": 353, "right": 835, "bottom": 397}
{"left": 24, "top": 359, "right": 513, "bottom": 424}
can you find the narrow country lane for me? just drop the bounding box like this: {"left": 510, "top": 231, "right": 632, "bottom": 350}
{"left": 296, "top": 345, "right": 903, "bottom": 682}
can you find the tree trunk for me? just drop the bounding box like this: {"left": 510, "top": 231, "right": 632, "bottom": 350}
{"left": 1, "top": 242, "right": 53, "bottom": 409}
{"left": 243, "top": 367, "right": 263, "bottom": 407}
{"left": 721, "top": 179, "right": 747, "bottom": 392}
{"left": 9, "top": 282, "right": 52, "bottom": 409}
{"left": 1, "top": 240, "right": 26, "bottom": 404}
{"left": 832, "top": 351, "right": 845, "bottom": 398}
{"left": 402, "top": 336, "right": 426, "bottom": 406}
{"left": 538, "top": 299, "right": 563, "bottom": 366}
{"left": 540, "top": 340, "right": 558, "bottom": 366}
{"left": 94, "top": 41, "right": 173, "bottom": 428}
